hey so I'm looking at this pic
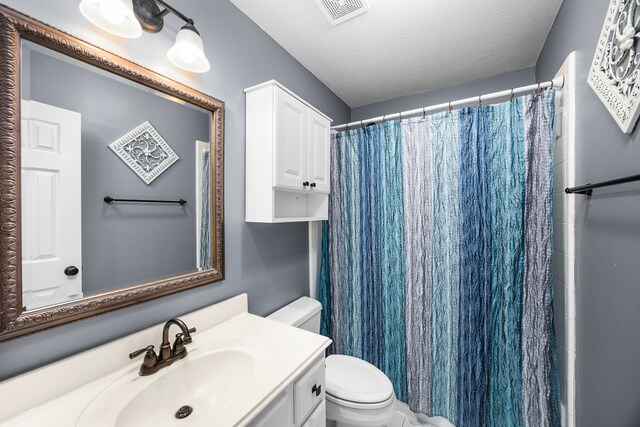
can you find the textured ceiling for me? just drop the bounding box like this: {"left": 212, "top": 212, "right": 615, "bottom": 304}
{"left": 229, "top": 0, "right": 564, "bottom": 107}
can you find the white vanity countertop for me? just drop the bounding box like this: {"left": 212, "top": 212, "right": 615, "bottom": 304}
{"left": 0, "top": 294, "right": 331, "bottom": 427}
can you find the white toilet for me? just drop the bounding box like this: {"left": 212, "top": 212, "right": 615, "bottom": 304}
{"left": 268, "top": 297, "right": 423, "bottom": 427}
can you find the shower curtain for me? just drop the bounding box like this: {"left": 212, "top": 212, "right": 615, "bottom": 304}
{"left": 318, "top": 91, "right": 560, "bottom": 427}
{"left": 199, "top": 148, "right": 212, "bottom": 270}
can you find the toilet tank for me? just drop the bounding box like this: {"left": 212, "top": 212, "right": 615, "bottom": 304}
{"left": 267, "top": 297, "right": 322, "bottom": 334}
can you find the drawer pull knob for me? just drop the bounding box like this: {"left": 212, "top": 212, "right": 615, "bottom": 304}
{"left": 312, "top": 384, "right": 322, "bottom": 397}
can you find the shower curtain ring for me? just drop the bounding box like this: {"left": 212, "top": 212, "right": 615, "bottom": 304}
{"left": 360, "top": 120, "right": 364, "bottom": 128}
{"left": 422, "top": 107, "right": 426, "bottom": 119}
{"left": 510, "top": 88, "right": 515, "bottom": 101}
{"left": 537, "top": 82, "right": 541, "bottom": 96}
{"left": 448, "top": 101, "right": 452, "bottom": 113}
{"left": 478, "top": 95, "right": 482, "bottom": 106}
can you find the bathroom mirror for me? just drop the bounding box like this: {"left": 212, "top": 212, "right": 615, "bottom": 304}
{"left": 0, "top": 6, "right": 224, "bottom": 341}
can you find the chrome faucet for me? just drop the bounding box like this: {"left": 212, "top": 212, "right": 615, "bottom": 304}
{"left": 129, "top": 318, "right": 196, "bottom": 376}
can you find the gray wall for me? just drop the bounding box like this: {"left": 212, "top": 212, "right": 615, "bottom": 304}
{"left": 0, "top": 0, "right": 350, "bottom": 380}
{"left": 536, "top": 1, "right": 640, "bottom": 426}
{"left": 350, "top": 67, "right": 536, "bottom": 122}
{"left": 28, "top": 48, "right": 208, "bottom": 296}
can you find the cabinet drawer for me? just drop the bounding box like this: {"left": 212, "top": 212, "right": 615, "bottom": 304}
{"left": 301, "top": 400, "right": 326, "bottom": 427}
{"left": 294, "top": 357, "right": 325, "bottom": 426}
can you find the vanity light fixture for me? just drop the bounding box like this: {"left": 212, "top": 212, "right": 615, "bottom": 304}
{"left": 79, "top": 0, "right": 142, "bottom": 38}
{"left": 79, "top": 0, "right": 210, "bottom": 73}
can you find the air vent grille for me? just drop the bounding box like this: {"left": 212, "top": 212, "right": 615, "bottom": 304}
{"left": 315, "top": 0, "right": 370, "bottom": 26}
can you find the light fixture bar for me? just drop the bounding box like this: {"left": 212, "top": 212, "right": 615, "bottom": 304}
{"left": 154, "top": 0, "right": 194, "bottom": 24}
{"left": 132, "top": 0, "right": 195, "bottom": 32}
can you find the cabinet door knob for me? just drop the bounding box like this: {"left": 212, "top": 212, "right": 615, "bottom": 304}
{"left": 312, "top": 384, "right": 322, "bottom": 396}
{"left": 310, "top": 183, "right": 316, "bottom": 188}
{"left": 303, "top": 181, "right": 310, "bottom": 187}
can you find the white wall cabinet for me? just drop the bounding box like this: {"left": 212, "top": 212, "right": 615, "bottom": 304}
{"left": 248, "top": 356, "right": 326, "bottom": 427}
{"left": 245, "top": 80, "right": 332, "bottom": 223}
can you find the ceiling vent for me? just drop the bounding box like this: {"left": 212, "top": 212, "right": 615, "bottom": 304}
{"left": 314, "top": 0, "right": 371, "bottom": 26}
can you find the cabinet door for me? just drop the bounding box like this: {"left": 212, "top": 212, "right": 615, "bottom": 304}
{"left": 307, "top": 110, "right": 330, "bottom": 193}
{"left": 248, "top": 389, "right": 293, "bottom": 427}
{"left": 275, "top": 87, "right": 308, "bottom": 191}
{"left": 294, "top": 358, "right": 326, "bottom": 425}
{"left": 301, "top": 401, "right": 326, "bottom": 427}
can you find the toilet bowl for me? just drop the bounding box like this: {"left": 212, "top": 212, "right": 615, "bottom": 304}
{"left": 325, "top": 354, "right": 396, "bottom": 427}
{"left": 268, "top": 297, "right": 422, "bottom": 427}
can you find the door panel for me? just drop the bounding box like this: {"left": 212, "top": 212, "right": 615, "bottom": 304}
{"left": 21, "top": 100, "right": 82, "bottom": 310}
{"left": 307, "top": 110, "right": 330, "bottom": 193}
{"left": 248, "top": 389, "right": 293, "bottom": 427}
{"left": 275, "top": 87, "right": 307, "bottom": 190}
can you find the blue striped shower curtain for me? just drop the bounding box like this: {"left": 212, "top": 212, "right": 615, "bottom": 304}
{"left": 318, "top": 91, "right": 560, "bottom": 427}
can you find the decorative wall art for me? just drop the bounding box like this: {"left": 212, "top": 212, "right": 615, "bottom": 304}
{"left": 109, "top": 121, "right": 179, "bottom": 184}
{"left": 588, "top": 0, "right": 640, "bottom": 133}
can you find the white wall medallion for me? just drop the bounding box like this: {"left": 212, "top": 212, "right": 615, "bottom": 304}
{"left": 109, "top": 121, "right": 179, "bottom": 184}
{"left": 588, "top": 0, "right": 640, "bottom": 133}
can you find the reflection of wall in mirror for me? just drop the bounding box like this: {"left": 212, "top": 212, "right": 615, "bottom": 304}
{"left": 23, "top": 46, "right": 211, "bottom": 298}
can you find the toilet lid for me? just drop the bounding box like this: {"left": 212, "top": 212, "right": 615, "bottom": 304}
{"left": 325, "top": 355, "right": 395, "bottom": 404}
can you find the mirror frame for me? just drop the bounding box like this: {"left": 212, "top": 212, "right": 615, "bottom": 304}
{"left": 0, "top": 6, "right": 224, "bottom": 341}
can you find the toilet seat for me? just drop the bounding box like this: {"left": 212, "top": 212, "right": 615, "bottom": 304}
{"left": 326, "top": 390, "right": 395, "bottom": 410}
{"left": 325, "top": 355, "right": 395, "bottom": 404}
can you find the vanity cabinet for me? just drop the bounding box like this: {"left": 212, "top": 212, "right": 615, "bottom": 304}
{"left": 249, "top": 356, "right": 326, "bottom": 427}
{"left": 245, "top": 80, "right": 332, "bottom": 223}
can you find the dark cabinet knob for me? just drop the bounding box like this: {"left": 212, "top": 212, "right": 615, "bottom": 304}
{"left": 303, "top": 181, "right": 310, "bottom": 187}
{"left": 64, "top": 266, "right": 79, "bottom": 276}
{"left": 310, "top": 183, "right": 316, "bottom": 188}
{"left": 312, "top": 384, "right": 322, "bottom": 397}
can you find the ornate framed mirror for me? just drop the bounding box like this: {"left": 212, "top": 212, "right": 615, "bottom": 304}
{"left": 0, "top": 5, "right": 224, "bottom": 341}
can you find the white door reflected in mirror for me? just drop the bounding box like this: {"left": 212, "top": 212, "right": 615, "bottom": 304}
{"left": 21, "top": 100, "right": 83, "bottom": 310}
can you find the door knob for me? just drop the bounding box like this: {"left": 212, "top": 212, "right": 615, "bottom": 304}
{"left": 303, "top": 181, "right": 310, "bottom": 187}
{"left": 64, "top": 266, "right": 79, "bottom": 276}
{"left": 310, "top": 183, "right": 316, "bottom": 188}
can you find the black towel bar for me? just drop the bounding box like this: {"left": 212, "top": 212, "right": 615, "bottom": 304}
{"left": 565, "top": 173, "right": 640, "bottom": 196}
{"left": 104, "top": 196, "right": 187, "bottom": 205}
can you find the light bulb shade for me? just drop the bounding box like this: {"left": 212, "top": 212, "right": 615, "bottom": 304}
{"left": 79, "top": 0, "right": 142, "bottom": 38}
{"left": 167, "top": 25, "right": 210, "bottom": 73}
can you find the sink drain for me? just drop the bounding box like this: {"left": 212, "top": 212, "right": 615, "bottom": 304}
{"left": 175, "top": 405, "right": 193, "bottom": 419}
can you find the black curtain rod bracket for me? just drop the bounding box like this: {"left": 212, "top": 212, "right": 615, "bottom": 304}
{"left": 104, "top": 196, "right": 187, "bottom": 205}
{"left": 565, "top": 173, "right": 640, "bottom": 196}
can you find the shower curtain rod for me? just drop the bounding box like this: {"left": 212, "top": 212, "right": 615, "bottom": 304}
{"left": 331, "top": 75, "right": 565, "bottom": 131}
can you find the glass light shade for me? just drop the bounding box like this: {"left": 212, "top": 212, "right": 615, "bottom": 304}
{"left": 167, "top": 25, "right": 210, "bottom": 73}
{"left": 79, "top": 0, "right": 142, "bottom": 38}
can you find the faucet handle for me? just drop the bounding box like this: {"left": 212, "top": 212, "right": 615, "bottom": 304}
{"left": 173, "top": 333, "right": 186, "bottom": 354}
{"left": 129, "top": 345, "right": 155, "bottom": 360}
{"left": 129, "top": 345, "right": 159, "bottom": 376}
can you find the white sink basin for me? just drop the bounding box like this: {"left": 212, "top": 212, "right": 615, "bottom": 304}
{"left": 77, "top": 338, "right": 259, "bottom": 427}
